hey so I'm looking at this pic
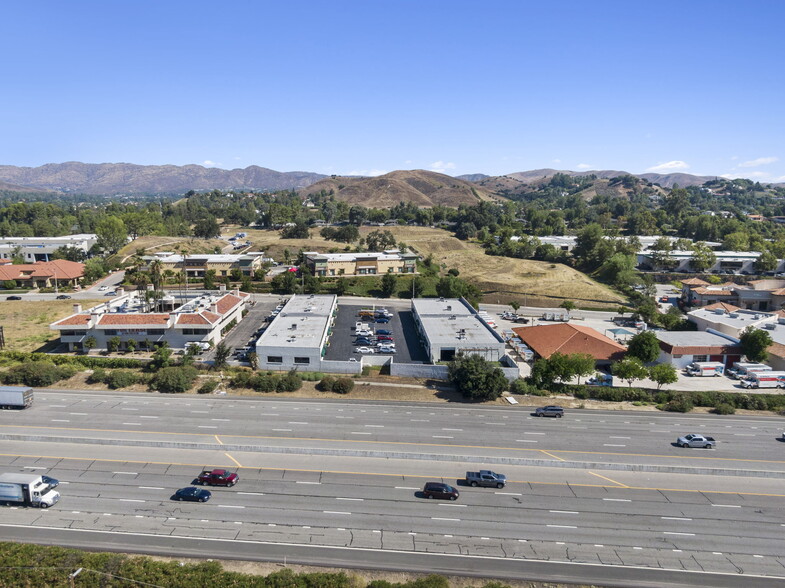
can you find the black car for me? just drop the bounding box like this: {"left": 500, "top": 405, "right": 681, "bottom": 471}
{"left": 5, "top": 295, "right": 21, "bottom": 301}
{"left": 376, "top": 329, "right": 393, "bottom": 336}
{"left": 56, "top": 294, "right": 71, "bottom": 300}
{"left": 41, "top": 475, "right": 59, "bottom": 488}
{"left": 354, "top": 337, "right": 374, "bottom": 345}
{"left": 173, "top": 486, "right": 211, "bottom": 502}
{"left": 422, "top": 482, "right": 459, "bottom": 500}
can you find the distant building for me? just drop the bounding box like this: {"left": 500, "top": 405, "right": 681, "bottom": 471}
{"left": 0, "top": 259, "right": 84, "bottom": 288}
{"left": 141, "top": 252, "right": 267, "bottom": 278}
{"left": 655, "top": 331, "right": 742, "bottom": 369}
{"left": 0, "top": 234, "right": 98, "bottom": 263}
{"left": 50, "top": 288, "right": 250, "bottom": 352}
{"left": 303, "top": 250, "right": 417, "bottom": 277}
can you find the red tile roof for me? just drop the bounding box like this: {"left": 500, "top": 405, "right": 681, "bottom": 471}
{"left": 511, "top": 323, "right": 626, "bottom": 362}
{"left": 98, "top": 314, "right": 170, "bottom": 326}
{"left": 52, "top": 314, "right": 91, "bottom": 327}
{"left": 692, "top": 287, "right": 736, "bottom": 296}
{"left": 702, "top": 302, "right": 740, "bottom": 312}
{"left": 681, "top": 278, "right": 710, "bottom": 286}
{"left": 0, "top": 259, "right": 84, "bottom": 281}
{"left": 216, "top": 294, "right": 243, "bottom": 315}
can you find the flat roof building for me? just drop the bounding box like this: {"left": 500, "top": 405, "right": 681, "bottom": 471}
{"left": 412, "top": 298, "right": 505, "bottom": 363}
{"left": 141, "top": 252, "right": 266, "bottom": 277}
{"left": 304, "top": 250, "right": 417, "bottom": 277}
{"left": 255, "top": 294, "right": 337, "bottom": 372}
{"left": 0, "top": 234, "right": 98, "bottom": 263}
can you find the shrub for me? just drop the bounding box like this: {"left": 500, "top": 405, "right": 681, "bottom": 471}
{"left": 229, "top": 370, "right": 254, "bottom": 388}
{"left": 197, "top": 379, "right": 219, "bottom": 394}
{"left": 277, "top": 372, "right": 302, "bottom": 392}
{"left": 250, "top": 374, "right": 277, "bottom": 392}
{"left": 2, "top": 361, "right": 75, "bottom": 387}
{"left": 713, "top": 403, "right": 736, "bottom": 415}
{"left": 331, "top": 378, "right": 354, "bottom": 394}
{"left": 105, "top": 370, "right": 137, "bottom": 389}
{"left": 151, "top": 366, "right": 198, "bottom": 394}
{"left": 87, "top": 368, "right": 107, "bottom": 384}
{"left": 663, "top": 393, "right": 693, "bottom": 413}
{"left": 318, "top": 376, "right": 337, "bottom": 392}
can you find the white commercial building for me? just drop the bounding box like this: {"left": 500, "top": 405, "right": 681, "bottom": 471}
{"left": 0, "top": 234, "right": 98, "bottom": 262}
{"left": 255, "top": 294, "right": 337, "bottom": 372}
{"left": 412, "top": 298, "right": 506, "bottom": 363}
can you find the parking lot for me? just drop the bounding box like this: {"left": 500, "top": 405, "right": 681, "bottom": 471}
{"left": 324, "top": 303, "right": 428, "bottom": 363}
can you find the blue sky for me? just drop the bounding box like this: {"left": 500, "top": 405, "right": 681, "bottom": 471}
{"left": 1, "top": 1, "right": 783, "bottom": 181}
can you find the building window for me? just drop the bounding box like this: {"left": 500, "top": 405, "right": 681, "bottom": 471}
{"left": 148, "top": 329, "right": 165, "bottom": 335}
{"left": 693, "top": 355, "right": 708, "bottom": 363}
{"left": 294, "top": 357, "right": 310, "bottom": 364}
{"left": 105, "top": 330, "right": 117, "bottom": 336}
{"left": 268, "top": 356, "right": 283, "bottom": 363}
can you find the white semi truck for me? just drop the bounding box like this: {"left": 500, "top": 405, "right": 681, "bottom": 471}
{"left": 0, "top": 473, "right": 60, "bottom": 508}
{"left": 0, "top": 386, "right": 33, "bottom": 409}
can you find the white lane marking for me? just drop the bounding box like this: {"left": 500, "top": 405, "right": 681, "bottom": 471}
{"left": 121, "top": 408, "right": 139, "bottom": 411}
{"left": 258, "top": 413, "right": 279, "bottom": 416}
{"left": 272, "top": 428, "right": 292, "bottom": 432}
{"left": 661, "top": 517, "right": 692, "bottom": 521}
{"left": 364, "top": 425, "right": 384, "bottom": 428}
{"left": 650, "top": 430, "right": 670, "bottom": 433}
{"left": 495, "top": 492, "right": 522, "bottom": 496}
{"left": 48, "top": 405, "right": 67, "bottom": 408}
{"left": 603, "top": 444, "right": 626, "bottom": 447}
{"left": 139, "top": 486, "right": 164, "bottom": 490}
{"left": 71, "top": 511, "right": 80, "bottom": 514}
{"left": 673, "top": 549, "right": 682, "bottom": 553}
{"left": 754, "top": 555, "right": 764, "bottom": 558}
{"left": 431, "top": 517, "right": 460, "bottom": 522}
{"left": 52, "top": 419, "right": 70, "bottom": 423}
{"left": 438, "top": 504, "right": 466, "bottom": 507}
{"left": 337, "top": 498, "right": 363, "bottom": 501}
{"left": 410, "top": 419, "right": 429, "bottom": 422}
{"left": 441, "top": 428, "right": 462, "bottom": 431}
{"left": 122, "top": 423, "right": 141, "bottom": 426}
{"left": 288, "top": 421, "right": 308, "bottom": 425}
{"left": 238, "top": 492, "right": 266, "bottom": 496}
{"left": 484, "top": 422, "right": 504, "bottom": 426}
{"left": 547, "top": 525, "right": 577, "bottom": 529}
{"left": 69, "top": 412, "right": 88, "bottom": 416}
{"left": 140, "top": 416, "right": 158, "bottom": 419}
{"left": 212, "top": 419, "right": 231, "bottom": 422}
{"left": 198, "top": 426, "right": 218, "bottom": 429}
{"left": 351, "top": 432, "right": 371, "bottom": 435}
{"left": 712, "top": 504, "right": 741, "bottom": 508}
{"left": 595, "top": 544, "right": 604, "bottom": 547}
{"left": 432, "top": 435, "right": 453, "bottom": 439}
{"left": 609, "top": 436, "right": 630, "bottom": 439}
{"left": 217, "top": 505, "right": 244, "bottom": 509}
{"left": 523, "top": 432, "right": 545, "bottom": 435}
{"left": 296, "top": 481, "right": 321, "bottom": 485}
{"left": 603, "top": 498, "right": 631, "bottom": 502}
{"left": 335, "top": 416, "right": 354, "bottom": 419}
{"left": 516, "top": 439, "right": 538, "bottom": 443}
{"left": 633, "top": 547, "right": 643, "bottom": 550}
{"left": 120, "top": 499, "right": 145, "bottom": 503}
{"left": 664, "top": 532, "right": 695, "bottom": 536}
{"left": 395, "top": 487, "right": 419, "bottom": 490}
{"left": 444, "top": 534, "right": 453, "bottom": 538}
{"left": 713, "top": 552, "right": 723, "bottom": 555}
{"left": 58, "top": 482, "right": 69, "bottom": 485}
{"left": 24, "top": 466, "right": 46, "bottom": 470}
{"left": 323, "top": 511, "right": 351, "bottom": 515}
{"left": 113, "top": 472, "right": 137, "bottom": 475}
{"left": 550, "top": 510, "right": 579, "bottom": 514}
{"left": 191, "top": 411, "right": 208, "bottom": 414}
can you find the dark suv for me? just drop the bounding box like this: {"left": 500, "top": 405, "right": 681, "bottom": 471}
{"left": 535, "top": 405, "right": 564, "bottom": 418}
{"left": 422, "top": 482, "right": 459, "bottom": 500}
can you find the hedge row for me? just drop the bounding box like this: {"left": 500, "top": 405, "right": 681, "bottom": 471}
{"left": 0, "top": 350, "right": 146, "bottom": 369}
{"left": 0, "top": 541, "right": 497, "bottom": 588}
{"left": 230, "top": 369, "right": 303, "bottom": 393}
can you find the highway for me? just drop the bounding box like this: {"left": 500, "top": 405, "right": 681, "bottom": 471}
{"left": 1, "top": 389, "right": 785, "bottom": 586}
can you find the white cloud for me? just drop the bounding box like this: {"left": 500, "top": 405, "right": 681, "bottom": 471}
{"left": 403, "top": 159, "right": 413, "bottom": 165}
{"left": 346, "top": 169, "right": 387, "bottom": 177}
{"left": 576, "top": 163, "right": 593, "bottom": 170}
{"left": 746, "top": 171, "right": 769, "bottom": 178}
{"left": 202, "top": 160, "right": 221, "bottom": 167}
{"left": 739, "top": 156, "right": 778, "bottom": 168}
{"left": 645, "top": 160, "right": 690, "bottom": 173}
{"left": 720, "top": 173, "right": 735, "bottom": 179}
{"left": 429, "top": 161, "right": 456, "bottom": 174}
{"left": 552, "top": 158, "right": 562, "bottom": 164}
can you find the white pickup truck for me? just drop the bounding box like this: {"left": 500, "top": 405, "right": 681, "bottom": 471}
{"left": 676, "top": 433, "right": 717, "bottom": 449}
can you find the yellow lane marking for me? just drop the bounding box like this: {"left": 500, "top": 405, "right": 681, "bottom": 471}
{"left": 3, "top": 424, "right": 785, "bottom": 465}
{"left": 540, "top": 450, "right": 565, "bottom": 462}
{"left": 224, "top": 452, "right": 242, "bottom": 467}
{"left": 588, "top": 472, "right": 629, "bottom": 487}
{"left": 214, "top": 435, "right": 223, "bottom": 446}
{"left": 2, "top": 452, "right": 785, "bottom": 497}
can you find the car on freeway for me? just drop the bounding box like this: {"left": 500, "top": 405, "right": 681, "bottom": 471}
{"left": 5, "top": 295, "right": 22, "bottom": 300}
{"left": 56, "top": 294, "right": 71, "bottom": 300}
{"left": 535, "top": 405, "right": 564, "bottom": 418}
{"left": 41, "top": 475, "right": 59, "bottom": 488}
{"left": 422, "top": 482, "right": 459, "bottom": 500}
{"left": 376, "top": 329, "right": 393, "bottom": 336}
{"left": 354, "top": 347, "right": 375, "bottom": 354}
{"left": 172, "top": 487, "right": 212, "bottom": 502}
{"left": 98, "top": 285, "right": 109, "bottom": 291}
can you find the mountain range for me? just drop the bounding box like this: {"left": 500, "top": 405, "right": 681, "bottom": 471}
{"left": 456, "top": 168, "right": 720, "bottom": 188}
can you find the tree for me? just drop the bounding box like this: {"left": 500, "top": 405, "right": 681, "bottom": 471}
{"left": 83, "top": 258, "right": 108, "bottom": 284}
{"left": 271, "top": 271, "right": 298, "bottom": 294}
{"left": 648, "top": 363, "right": 678, "bottom": 390}
{"left": 193, "top": 217, "right": 221, "bottom": 239}
{"left": 380, "top": 273, "right": 397, "bottom": 297}
{"left": 611, "top": 358, "right": 649, "bottom": 387}
{"left": 334, "top": 277, "right": 347, "bottom": 296}
{"left": 247, "top": 351, "right": 258, "bottom": 370}
{"left": 689, "top": 241, "right": 716, "bottom": 273}
{"left": 567, "top": 353, "right": 596, "bottom": 384}
{"left": 151, "top": 343, "right": 172, "bottom": 370}
{"left": 447, "top": 353, "right": 508, "bottom": 401}
{"left": 455, "top": 222, "right": 477, "bottom": 240}
{"left": 739, "top": 327, "right": 773, "bottom": 363}
{"left": 365, "top": 230, "right": 396, "bottom": 251}
{"left": 96, "top": 216, "right": 128, "bottom": 254}
{"left": 203, "top": 269, "right": 216, "bottom": 290}
{"left": 509, "top": 301, "right": 520, "bottom": 313}
{"left": 151, "top": 366, "right": 198, "bottom": 394}
{"left": 755, "top": 251, "right": 778, "bottom": 273}
{"left": 280, "top": 222, "right": 310, "bottom": 239}
{"left": 626, "top": 330, "right": 660, "bottom": 363}
{"left": 213, "top": 342, "right": 231, "bottom": 369}
{"left": 125, "top": 339, "right": 136, "bottom": 353}
{"left": 559, "top": 300, "right": 576, "bottom": 313}
{"left": 107, "top": 336, "right": 121, "bottom": 353}
{"left": 83, "top": 336, "right": 97, "bottom": 354}
{"left": 410, "top": 276, "right": 425, "bottom": 298}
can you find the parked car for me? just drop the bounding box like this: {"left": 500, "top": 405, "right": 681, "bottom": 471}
{"left": 535, "top": 405, "right": 564, "bottom": 418}
{"left": 377, "top": 335, "right": 394, "bottom": 341}
{"left": 377, "top": 345, "right": 396, "bottom": 353}
{"left": 354, "top": 337, "right": 374, "bottom": 345}
{"left": 659, "top": 296, "right": 669, "bottom": 302}
{"left": 422, "top": 482, "right": 459, "bottom": 500}
{"left": 172, "top": 487, "right": 212, "bottom": 502}
{"left": 375, "top": 317, "right": 390, "bottom": 323}
{"left": 56, "top": 294, "right": 71, "bottom": 300}
{"left": 376, "top": 329, "right": 393, "bottom": 336}
{"left": 354, "top": 347, "right": 375, "bottom": 354}
{"left": 98, "top": 285, "right": 109, "bottom": 291}
{"left": 5, "top": 296, "right": 21, "bottom": 300}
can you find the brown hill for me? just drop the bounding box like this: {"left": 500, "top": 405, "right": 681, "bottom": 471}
{"left": 0, "top": 180, "right": 55, "bottom": 193}
{"left": 0, "top": 162, "right": 326, "bottom": 195}
{"left": 303, "top": 169, "right": 498, "bottom": 207}
{"left": 483, "top": 168, "right": 717, "bottom": 188}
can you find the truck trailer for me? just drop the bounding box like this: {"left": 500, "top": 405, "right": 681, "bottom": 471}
{"left": 685, "top": 362, "right": 725, "bottom": 377}
{"left": 729, "top": 362, "right": 772, "bottom": 380}
{"left": 740, "top": 371, "right": 785, "bottom": 389}
{"left": 0, "top": 386, "right": 33, "bottom": 409}
{"left": 0, "top": 473, "right": 60, "bottom": 508}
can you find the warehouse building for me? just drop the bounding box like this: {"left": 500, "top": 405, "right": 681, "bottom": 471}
{"left": 255, "top": 294, "right": 337, "bottom": 372}
{"left": 411, "top": 298, "right": 505, "bottom": 363}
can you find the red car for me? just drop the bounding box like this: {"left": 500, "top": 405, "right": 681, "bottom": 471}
{"left": 377, "top": 335, "right": 394, "bottom": 341}
{"left": 196, "top": 468, "right": 239, "bottom": 487}
{"left": 660, "top": 296, "right": 669, "bottom": 302}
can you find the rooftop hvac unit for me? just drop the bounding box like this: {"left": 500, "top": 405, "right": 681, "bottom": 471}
{"left": 449, "top": 315, "right": 457, "bottom": 320}
{"left": 729, "top": 313, "right": 739, "bottom": 318}
{"left": 446, "top": 305, "right": 452, "bottom": 311}
{"left": 291, "top": 324, "right": 298, "bottom": 330}
{"left": 714, "top": 308, "right": 725, "bottom": 315}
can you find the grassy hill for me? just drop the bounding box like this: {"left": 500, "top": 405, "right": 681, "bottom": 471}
{"left": 302, "top": 170, "right": 499, "bottom": 207}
